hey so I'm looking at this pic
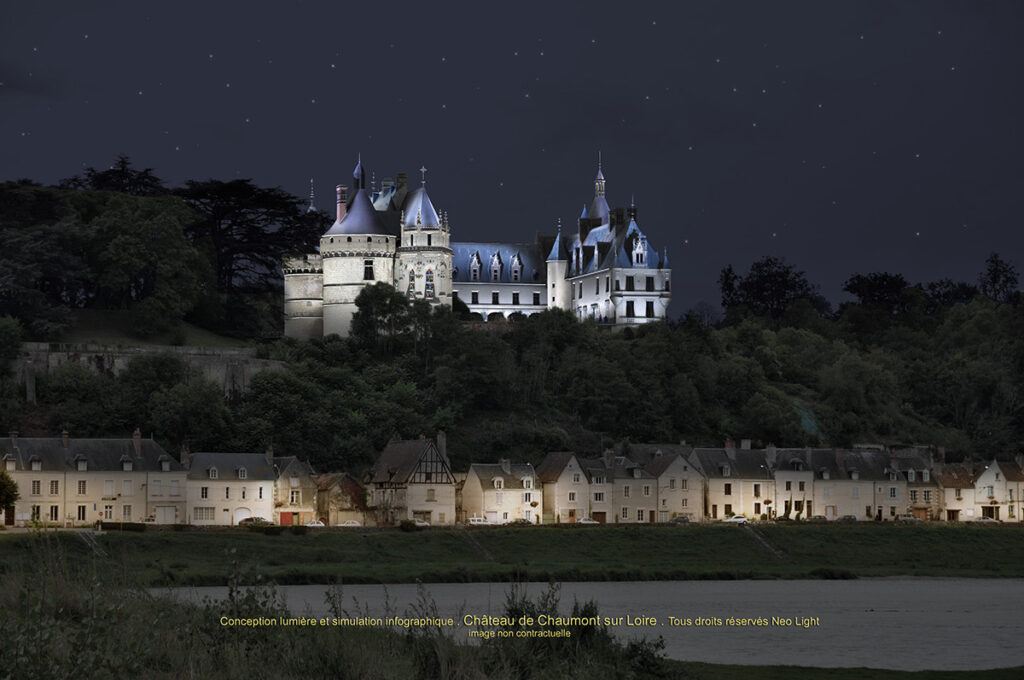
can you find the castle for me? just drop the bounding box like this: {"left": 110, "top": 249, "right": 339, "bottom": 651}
{"left": 283, "top": 158, "right": 672, "bottom": 338}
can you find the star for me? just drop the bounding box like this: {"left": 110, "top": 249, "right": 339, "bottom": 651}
{"left": 310, "top": 98, "right": 316, "bottom": 104}
{"left": 441, "top": 56, "right": 446, "bottom": 62}
{"left": 915, "top": 231, "right": 921, "bottom": 236}
{"left": 331, "top": 63, "right": 336, "bottom": 69}
{"left": 226, "top": 83, "right": 231, "bottom": 87}
{"left": 137, "top": 90, "right": 143, "bottom": 95}
{"left": 208, "top": 53, "right": 214, "bottom": 59}
{"left": 83, "top": 34, "right": 89, "bottom": 39}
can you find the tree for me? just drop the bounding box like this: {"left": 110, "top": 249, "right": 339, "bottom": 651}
{"left": 59, "top": 155, "right": 168, "bottom": 196}
{"left": 978, "top": 253, "right": 1019, "bottom": 304}
{"left": 719, "top": 256, "right": 827, "bottom": 324}
{"left": 924, "top": 279, "right": 978, "bottom": 313}
{"left": 350, "top": 282, "right": 413, "bottom": 356}
{"left": 0, "top": 316, "right": 21, "bottom": 379}
{"left": 0, "top": 469, "right": 19, "bottom": 511}
{"left": 149, "top": 378, "right": 232, "bottom": 452}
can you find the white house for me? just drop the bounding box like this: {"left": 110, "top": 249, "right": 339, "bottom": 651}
{"left": 462, "top": 460, "right": 541, "bottom": 524}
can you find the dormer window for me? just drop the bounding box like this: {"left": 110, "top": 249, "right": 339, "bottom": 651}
{"left": 822, "top": 471, "right": 830, "bottom": 480}
{"left": 633, "top": 469, "right": 642, "bottom": 478}
{"left": 721, "top": 464, "right": 730, "bottom": 477}
{"left": 494, "top": 479, "right": 503, "bottom": 489}
{"left": 470, "top": 253, "right": 482, "bottom": 282}
{"left": 4, "top": 459, "right": 14, "bottom": 472}
{"left": 31, "top": 460, "right": 41, "bottom": 471}
{"left": 490, "top": 252, "right": 503, "bottom": 282}
{"left": 122, "top": 461, "right": 133, "bottom": 472}
{"left": 511, "top": 253, "right": 523, "bottom": 282}
{"left": 850, "top": 470, "right": 860, "bottom": 480}
{"left": 790, "top": 460, "right": 803, "bottom": 471}
{"left": 889, "top": 472, "right": 898, "bottom": 481}
{"left": 922, "top": 470, "right": 930, "bottom": 482}
{"left": 209, "top": 467, "right": 219, "bottom": 480}
{"left": 523, "top": 478, "right": 533, "bottom": 489}
{"left": 238, "top": 467, "right": 247, "bottom": 480}
{"left": 161, "top": 460, "right": 170, "bottom": 472}
{"left": 77, "top": 460, "right": 87, "bottom": 472}
{"left": 907, "top": 470, "right": 915, "bottom": 482}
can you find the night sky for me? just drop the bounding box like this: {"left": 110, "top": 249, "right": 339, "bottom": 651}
{"left": 3, "top": 1, "right": 1023, "bottom": 317}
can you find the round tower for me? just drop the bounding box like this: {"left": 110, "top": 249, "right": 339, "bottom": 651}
{"left": 395, "top": 166, "right": 453, "bottom": 307}
{"left": 545, "top": 218, "right": 571, "bottom": 310}
{"left": 321, "top": 158, "right": 398, "bottom": 337}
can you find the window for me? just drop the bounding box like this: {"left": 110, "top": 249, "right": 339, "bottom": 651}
{"left": 922, "top": 470, "right": 930, "bottom": 482}
{"left": 512, "top": 292, "right": 519, "bottom": 305}
{"left": 593, "top": 476, "right": 605, "bottom": 485}
{"left": 425, "top": 271, "right": 435, "bottom": 298}
{"left": 595, "top": 279, "right": 600, "bottom": 294}
{"left": 103, "top": 505, "right": 113, "bottom": 520}
{"left": 123, "top": 505, "right": 132, "bottom": 521}
{"left": 523, "top": 492, "right": 532, "bottom": 503}
{"left": 49, "top": 480, "right": 59, "bottom": 495}
{"left": 665, "top": 280, "right": 671, "bottom": 291}
{"left": 471, "top": 292, "right": 479, "bottom": 304}
{"left": 209, "top": 467, "right": 218, "bottom": 480}
{"left": 533, "top": 292, "right": 540, "bottom": 305}
{"left": 753, "top": 483, "right": 761, "bottom": 498}
{"left": 923, "top": 490, "right": 931, "bottom": 503}
{"left": 621, "top": 507, "right": 629, "bottom": 519}
{"left": 645, "top": 301, "right": 654, "bottom": 318}
{"left": 888, "top": 487, "right": 897, "bottom": 499}
{"left": 238, "top": 468, "right": 247, "bottom": 480}
{"left": 30, "top": 505, "right": 40, "bottom": 520}
{"left": 77, "top": 480, "right": 86, "bottom": 495}
{"left": 363, "top": 260, "right": 375, "bottom": 280}
{"left": 170, "top": 480, "right": 180, "bottom": 496}
{"left": 624, "top": 486, "right": 631, "bottom": 498}
{"left": 625, "top": 301, "right": 635, "bottom": 317}
{"left": 495, "top": 492, "right": 503, "bottom": 505}
{"left": 31, "top": 480, "right": 40, "bottom": 495}
{"left": 823, "top": 487, "right": 831, "bottom": 497}
{"left": 799, "top": 482, "right": 805, "bottom": 492}
{"left": 681, "top": 479, "right": 688, "bottom": 490}
{"left": 123, "top": 461, "right": 133, "bottom": 472}
{"left": 646, "top": 276, "right": 654, "bottom": 292}
{"left": 568, "top": 492, "right": 576, "bottom": 502}
{"left": 605, "top": 276, "right": 610, "bottom": 292}
{"left": 77, "top": 505, "right": 86, "bottom": 521}
{"left": 121, "top": 480, "right": 132, "bottom": 496}
{"left": 427, "top": 234, "right": 432, "bottom": 247}
{"left": 258, "top": 486, "right": 263, "bottom": 500}
{"left": 201, "top": 487, "right": 209, "bottom": 499}
{"left": 985, "top": 486, "right": 994, "bottom": 498}
{"left": 643, "top": 485, "right": 651, "bottom": 497}
{"left": 290, "top": 490, "right": 301, "bottom": 504}
{"left": 495, "top": 479, "right": 503, "bottom": 490}
{"left": 225, "top": 487, "right": 230, "bottom": 499}
{"left": 615, "top": 280, "right": 621, "bottom": 291}
{"left": 681, "top": 498, "right": 688, "bottom": 508}
{"left": 907, "top": 470, "right": 916, "bottom": 482}
{"left": 31, "top": 460, "right": 41, "bottom": 471}
{"left": 851, "top": 487, "right": 859, "bottom": 498}
{"left": 492, "top": 292, "right": 499, "bottom": 305}
{"left": 426, "top": 488, "right": 436, "bottom": 502}
{"left": 594, "top": 492, "right": 605, "bottom": 502}
{"left": 910, "top": 490, "right": 918, "bottom": 502}
{"left": 785, "top": 481, "right": 792, "bottom": 491}
{"left": 77, "top": 460, "right": 87, "bottom": 472}
{"left": 626, "top": 276, "right": 635, "bottom": 291}
{"left": 161, "top": 460, "right": 170, "bottom": 472}
{"left": 572, "top": 473, "right": 581, "bottom": 483}
{"left": 637, "top": 509, "right": 646, "bottom": 521}
{"left": 524, "top": 479, "right": 532, "bottom": 489}
{"left": 407, "top": 270, "right": 416, "bottom": 299}
{"left": 724, "top": 483, "right": 732, "bottom": 496}
{"left": 724, "top": 504, "right": 733, "bottom": 516}
{"left": 194, "top": 507, "right": 215, "bottom": 521}
{"left": 241, "top": 487, "right": 246, "bottom": 500}
{"left": 669, "top": 479, "right": 676, "bottom": 489}
{"left": 104, "top": 480, "right": 114, "bottom": 495}
{"left": 49, "top": 505, "right": 59, "bottom": 521}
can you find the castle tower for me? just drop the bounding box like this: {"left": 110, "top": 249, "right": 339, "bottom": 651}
{"left": 282, "top": 178, "right": 328, "bottom": 339}
{"left": 395, "top": 166, "right": 453, "bottom": 307}
{"left": 545, "top": 219, "right": 571, "bottom": 310}
{"left": 320, "top": 158, "right": 398, "bottom": 337}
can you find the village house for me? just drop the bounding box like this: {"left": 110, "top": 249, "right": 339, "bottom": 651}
{"left": 184, "top": 451, "right": 275, "bottom": 525}
{"left": 1, "top": 430, "right": 186, "bottom": 526}
{"left": 367, "top": 433, "right": 456, "bottom": 526}
{"left": 771, "top": 448, "right": 818, "bottom": 519}
{"left": 536, "top": 451, "right": 591, "bottom": 523}
{"left": 316, "top": 472, "right": 367, "bottom": 525}
{"left": 690, "top": 444, "right": 772, "bottom": 520}
{"left": 969, "top": 459, "right": 1024, "bottom": 522}
{"left": 630, "top": 444, "right": 704, "bottom": 522}
{"left": 935, "top": 463, "right": 976, "bottom": 522}
{"left": 891, "top": 449, "right": 942, "bottom": 520}
{"left": 272, "top": 455, "right": 319, "bottom": 526}
{"left": 579, "top": 451, "right": 658, "bottom": 524}
{"left": 462, "top": 459, "right": 541, "bottom": 524}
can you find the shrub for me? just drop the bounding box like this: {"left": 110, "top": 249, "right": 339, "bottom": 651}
{"left": 99, "top": 521, "right": 146, "bottom": 532}
{"left": 399, "top": 520, "right": 422, "bottom": 532}
{"left": 290, "top": 525, "right": 308, "bottom": 536}
{"left": 262, "top": 526, "right": 284, "bottom": 536}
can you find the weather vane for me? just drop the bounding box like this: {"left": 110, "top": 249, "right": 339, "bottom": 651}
{"left": 420, "top": 165, "right": 428, "bottom": 185}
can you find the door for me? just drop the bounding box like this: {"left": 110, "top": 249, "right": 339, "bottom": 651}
{"left": 280, "top": 512, "right": 293, "bottom": 526}
{"left": 485, "top": 511, "right": 498, "bottom": 523}
{"left": 567, "top": 509, "right": 576, "bottom": 523}
{"left": 233, "top": 507, "right": 252, "bottom": 525}
{"left": 947, "top": 510, "right": 960, "bottom": 522}
{"left": 912, "top": 508, "right": 928, "bottom": 520}
{"left": 3, "top": 506, "right": 13, "bottom": 526}
{"left": 156, "top": 506, "right": 176, "bottom": 524}
{"left": 592, "top": 512, "right": 606, "bottom": 524}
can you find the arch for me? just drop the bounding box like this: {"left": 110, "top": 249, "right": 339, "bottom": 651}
{"left": 508, "top": 311, "right": 526, "bottom": 323}
{"left": 468, "top": 312, "right": 484, "bottom": 322}
{"left": 233, "top": 507, "right": 252, "bottom": 525}
{"left": 487, "top": 312, "right": 506, "bottom": 323}
{"left": 425, "top": 270, "right": 435, "bottom": 298}
{"left": 347, "top": 236, "right": 352, "bottom": 242}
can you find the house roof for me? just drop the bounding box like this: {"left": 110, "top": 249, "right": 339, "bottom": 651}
{"left": 691, "top": 448, "right": 772, "bottom": 479}
{"left": 369, "top": 439, "right": 444, "bottom": 484}
{"left": 535, "top": 451, "right": 576, "bottom": 483}
{"left": 997, "top": 460, "right": 1024, "bottom": 483}
{"left": 0, "top": 436, "right": 180, "bottom": 472}
{"left": 450, "top": 241, "right": 547, "bottom": 284}
{"left": 187, "top": 452, "right": 276, "bottom": 481}
{"left": 469, "top": 463, "right": 537, "bottom": 489}
{"left": 936, "top": 464, "right": 977, "bottom": 489}
{"left": 626, "top": 444, "right": 693, "bottom": 477}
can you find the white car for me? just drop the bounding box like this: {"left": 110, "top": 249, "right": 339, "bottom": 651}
{"left": 412, "top": 518, "right": 431, "bottom": 527}
{"left": 467, "top": 517, "right": 494, "bottom": 526}
{"left": 304, "top": 520, "right": 325, "bottom": 527}
{"left": 338, "top": 520, "right": 361, "bottom": 527}
{"left": 970, "top": 516, "right": 1001, "bottom": 523}
{"left": 577, "top": 518, "right": 600, "bottom": 525}
{"left": 722, "top": 515, "right": 749, "bottom": 524}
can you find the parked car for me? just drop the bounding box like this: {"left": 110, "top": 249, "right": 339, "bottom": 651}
{"left": 577, "top": 517, "right": 600, "bottom": 524}
{"left": 305, "top": 520, "right": 325, "bottom": 527}
{"left": 238, "top": 517, "right": 272, "bottom": 526}
{"left": 508, "top": 518, "right": 532, "bottom": 526}
{"left": 970, "top": 516, "right": 1001, "bottom": 523}
{"left": 338, "top": 520, "right": 361, "bottom": 527}
{"left": 722, "top": 515, "right": 749, "bottom": 524}
{"left": 896, "top": 514, "right": 922, "bottom": 523}
{"left": 670, "top": 516, "right": 690, "bottom": 524}
{"left": 808, "top": 515, "right": 829, "bottom": 523}
{"left": 838, "top": 515, "right": 858, "bottom": 523}
{"left": 468, "top": 517, "right": 494, "bottom": 526}
{"left": 412, "top": 518, "right": 431, "bottom": 527}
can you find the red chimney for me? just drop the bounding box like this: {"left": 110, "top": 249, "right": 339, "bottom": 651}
{"left": 336, "top": 184, "right": 348, "bottom": 222}
{"left": 132, "top": 428, "right": 142, "bottom": 457}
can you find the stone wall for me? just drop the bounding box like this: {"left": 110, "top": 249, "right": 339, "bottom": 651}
{"left": 15, "top": 342, "right": 287, "bottom": 403}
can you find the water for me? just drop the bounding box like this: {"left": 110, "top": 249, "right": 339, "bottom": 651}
{"left": 169, "top": 578, "right": 1024, "bottom": 670}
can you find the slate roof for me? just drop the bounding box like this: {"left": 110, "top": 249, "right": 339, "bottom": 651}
{"left": 369, "top": 439, "right": 444, "bottom": 485}
{"left": 450, "top": 241, "right": 547, "bottom": 284}
{"left": 691, "top": 448, "right": 772, "bottom": 479}
{"left": 626, "top": 444, "right": 693, "bottom": 477}
{"left": 535, "top": 451, "right": 576, "bottom": 483}
{"left": 187, "top": 452, "right": 276, "bottom": 481}
{"left": 0, "top": 436, "right": 180, "bottom": 472}
{"left": 324, "top": 188, "right": 395, "bottom": 236}
{"left": 274, "top": 455, "right": 316, "bottom": 478}
{"left": 997, "top": 460, "right": 1024, "bottom": 483}
{"left": 578, "top": 455, "right": 654, "bottom": 481}
{"left": 469, "top": 463, "right": 537, "bottom": 489}
{"left": 936, "top": 464, "right": 977, "bottom": 489}
{"left": 401, "top": 186, "right": 441, "bottom": 228}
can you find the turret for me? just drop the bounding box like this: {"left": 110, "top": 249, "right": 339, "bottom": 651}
{"left": 545, "top": 218, "right": 571, "bottom": 310}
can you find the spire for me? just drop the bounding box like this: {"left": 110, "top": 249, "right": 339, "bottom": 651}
{"left": 307, "top": 178, "right": 316, "bottom": 213}
{"left": 353, "top": 154, "right": 366, "bottom": 191}
{"left": 594, "top": 152, "right": 605, "bottom": 197}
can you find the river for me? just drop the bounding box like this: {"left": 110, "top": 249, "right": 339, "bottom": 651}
{"left": 169, "top": 578, "right": 1024, "bottom": 670}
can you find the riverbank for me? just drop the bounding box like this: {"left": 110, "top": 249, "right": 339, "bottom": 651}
{"left": 2, "top": 522, "right": 1023, "bottom": 586}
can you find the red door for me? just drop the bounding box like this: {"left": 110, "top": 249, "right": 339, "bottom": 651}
{"left": 280, "top": 512, "right": 293, "bottom": 526}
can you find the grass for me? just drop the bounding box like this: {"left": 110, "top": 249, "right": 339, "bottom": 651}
{"left": 3, "top": 522, "right": 1023, "bottom": 587}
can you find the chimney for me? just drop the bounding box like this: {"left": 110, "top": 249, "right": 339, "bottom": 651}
{"left": 499, "top": 458, "right": 511, "bottom": 475}
{"left": 602, "top": 449, "right": 614, "bottom": 468}
{"left": 740, "top": 439, "right": 751, "bottom": 450}
{"left": 724, "top": 438, "right": 736, "bottom": 451}
{"left": 381, "top": 177, "right": 394, "bottom": 192}
{"left": 436, "top": 430, "right": 447, "bottom": 459}
{"left": 336, "top": 184, "right": 348, "bottom": 222}
{"left": 180, "top": 441, "right": 191, "bottom": 469}
{"left": 61, "top": 430, "right": 69, "bottom": 449}
{"left": 765, "top": 443, "right": 777, "bottom": 466}
{"left": 8, "top": 431, "right": 17, "bottom": 445}
{"left": 396, "top": 172, "right": 408, "bottom": 191}
{"left": 132, "top": 428, "right": 142, "bottom": 456}
{"left": 265, "top": 440, "right": 274, "bottom": 465}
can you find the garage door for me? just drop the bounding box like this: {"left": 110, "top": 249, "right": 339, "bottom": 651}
{"left": 155, "top": 506, "right": 176, "bottom": 524}
{"left": 233, "top": 507, "right": 252, "bottom": 525}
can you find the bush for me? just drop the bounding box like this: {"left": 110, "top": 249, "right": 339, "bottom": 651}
{"left": 172, "top": 524, "right": 189, "bottom": 532}
{"left": 399, "top": 520, "right": 422, "bottom": 532}
{"left": 289, "top": 525, "right": 308, "bottom": 536}
{"left": 262, "top": 526, "right": 284, "bottom": 536}
{"left": 99, "top": 521, "right": 146, "bottom": 532}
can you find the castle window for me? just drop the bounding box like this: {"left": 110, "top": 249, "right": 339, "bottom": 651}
{"left": 363, "top": 260, "right": 374, "bottom": 280}
{"left": 427, "top": 234, "right": 432, "bottom": 247}
{"left": 471, "top": 292, "right": 479, "bottom": 304}
{"left": 511, "top": 253, "right": 522, "bottom": 282}
{"left": 606, "top": 276, "right": 609, "bottom": 293}
{"left": 347, "top": 236, "right": 352, "bottom": 242}
{"left": 595, "top": 279, "right": 599, "bottom": 294}
{"left": 626, "top": 276, "right": 635, "bottom": 291}
{"left": 533, "top": 292, "right": 540, "bottom": 305}
{"left": 492, "top": 292, "right": 499, "bottom": 305}
{"left": 490, "top": 252, "right": 503, "bottom": 281}
{"left": 470, "top": 253, "right": 482, "bottom": 281}
{"left": 665, "top": 280, "right": 671, "bottom": 291}
{"left": 425, "top": 270, "right": 435, "bottom": 299}
{"left": 407, "top": 270, "right": 416, "bottom": 299}
{"left": 512, "top": 292, "right": 519, "bottom": 305}
{"left": 646, "top": 301, "right": 654, "bottom": 317}
{"left": 646, "top": 276, "right": 655, "bottom": 292}
{"left": 367, "top": 236, "right": 372, "bottom": 243}
{"left": 626, "top": 301, "right": 635, "bottom": 317}
{"left": 615, "top": 280, "right": 621, "bottom": 291}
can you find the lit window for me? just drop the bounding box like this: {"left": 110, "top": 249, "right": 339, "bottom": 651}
{"left": 209, "top": 467, "right": 218, "bottom": 480}
{"left": 238, "top": 468, "right": 247, "bottom": 480}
